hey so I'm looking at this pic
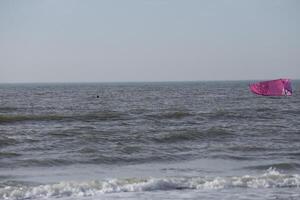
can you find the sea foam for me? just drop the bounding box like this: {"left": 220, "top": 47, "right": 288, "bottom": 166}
{"left": 1, "top": 168, "right": 300, "bottom": 200}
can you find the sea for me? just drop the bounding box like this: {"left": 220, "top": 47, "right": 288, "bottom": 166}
{"left": 0, "top": 81, "right": 300, "bottom": 200}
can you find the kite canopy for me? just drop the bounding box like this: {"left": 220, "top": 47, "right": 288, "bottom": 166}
{"left": 249, "top": 79, "right": 292, "bottom": 96}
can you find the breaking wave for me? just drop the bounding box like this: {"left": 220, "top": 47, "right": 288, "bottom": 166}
{"left": 1, "top": 169, "right": 300, "bottom": 200}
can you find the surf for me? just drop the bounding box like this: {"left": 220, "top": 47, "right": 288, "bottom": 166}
{"left": 1, "top": 168, "right": 300, "bottom": 200}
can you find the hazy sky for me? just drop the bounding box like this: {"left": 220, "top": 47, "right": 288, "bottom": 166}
{"left": 0, "top": 0, "right": 299, "bottom": 82}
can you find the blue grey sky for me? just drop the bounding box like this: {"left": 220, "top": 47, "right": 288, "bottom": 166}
{"left": 0, "top": 0, "right": 299, "bottom": 82}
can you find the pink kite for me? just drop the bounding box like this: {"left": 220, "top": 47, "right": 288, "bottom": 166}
{"left": 249, "top": 79, "right": 292, "bottom": 96}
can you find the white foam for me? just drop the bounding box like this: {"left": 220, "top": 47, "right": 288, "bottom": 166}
{"left": 1, "top": 168, "right": 300, "bottom": 200}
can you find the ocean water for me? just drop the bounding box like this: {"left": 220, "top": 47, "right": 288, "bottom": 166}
{"left": 0, "top": 81, "right": 300, "bottom": 200}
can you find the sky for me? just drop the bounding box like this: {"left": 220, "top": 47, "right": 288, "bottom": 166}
{"left": 0, "top": 0, "right": 299, "bottom": 83}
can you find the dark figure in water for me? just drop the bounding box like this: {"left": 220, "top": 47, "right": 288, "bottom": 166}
{"left": 97, "top": 95, "right": 99, "bottom": 98}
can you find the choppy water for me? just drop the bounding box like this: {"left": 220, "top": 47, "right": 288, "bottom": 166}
{"left": 0, "top": 81, "right": 300, "bottom": 200}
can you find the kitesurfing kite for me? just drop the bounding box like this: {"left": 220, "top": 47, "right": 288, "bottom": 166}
{"left": 249, "top": 79, "right": 292, "bottom": 96}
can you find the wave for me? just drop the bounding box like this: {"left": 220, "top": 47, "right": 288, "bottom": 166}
{"left": 15, "top": 158, "right": 76, "bottom": 168}
{"left": 281, "top": 109, "right": 300, "bottom": 116}
{"left": 0, "top": 136, "right": 18, "bottom": 148}
{"left": 0, "top": 115, "right": 66, "bottom": 123}
{"left": 146, "top": 111, "right": 192, "bottom": 120}
{"left": 153, "top": 131, "right": 201, "bottom": 143}
{"left": 0, "top": 111, "right": 124, "bottom": 124}
{"left": 202, "top": 109, "right": 250, "bottom": 120}
{"left": 1, "top": 154, "right": 190, "bottom": 168}
{"left": 202, "top": 108, "right": 276, "bottom": 120}
{"left": 244, "top": 162, "right": 300, "bottom": 171}
{"left": 2, "top": 168, "right": 299, "bottom": 200}
{"left": 210, "top": 154, "right": 256, "bottom": 161}
{"left": 153, "top": 128, "right": 233, "bottom": 143}
{"left": 227, "top": 145, "right": 269, "bottom": 152}
{"left": 0, "top": 106, "right": 18, "bottom": 113}
{"left": 0, "top": 152, "right": 21, "bottom": 158}
{"left": 254, "top": 107, "right": 275, "bottom": 112}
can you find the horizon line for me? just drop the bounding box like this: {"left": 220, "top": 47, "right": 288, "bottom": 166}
{"left": 0, "top": 79, "right": 299, "bottom": 84}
